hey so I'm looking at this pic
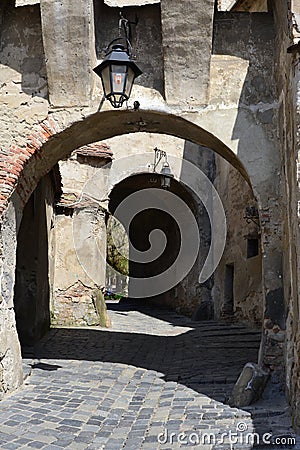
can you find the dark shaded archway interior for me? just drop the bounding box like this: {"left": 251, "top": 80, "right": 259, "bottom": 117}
{"left": 108, "top": 172, "right": 200, "bottom": 306}
{"left": 14, "top": 184, "right": 50, "bottom": 346}
{"left": 14, "top": 170, "right": 60, "bottom": 348}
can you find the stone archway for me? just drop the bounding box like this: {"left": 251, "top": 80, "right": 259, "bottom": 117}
{"left": 5, "top": 109, "right": 251, "bottom": 217}
{"left": 0, "top": 108, "right": 284, "bottom": 394}
{"left": 107, "top": 172, "right": 202, "bottom": 313}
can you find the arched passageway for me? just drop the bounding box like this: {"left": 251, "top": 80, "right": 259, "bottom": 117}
{"left": 0, "top": 108, "right": 284, "bottom": 398}
{"left": 12, "top": 133, "right": 263, "bottom": 342}
{"left": 108, "top": 172, "right": 200, "bottom": 309}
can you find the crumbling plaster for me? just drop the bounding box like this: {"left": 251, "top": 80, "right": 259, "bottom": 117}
{"left": 51, "top": 207, "right": 108, "bottom": 327}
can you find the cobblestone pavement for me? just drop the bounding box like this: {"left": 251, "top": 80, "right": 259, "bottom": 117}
{"left": 0, "top": 300, "right": 298, "bottom": 449}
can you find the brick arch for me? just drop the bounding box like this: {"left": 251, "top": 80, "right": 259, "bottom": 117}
{"left": 2, "top": 118, "right": 61, "bottom": 217}
{"left": 3, "top": 109, "right": 252, "bottom": 217}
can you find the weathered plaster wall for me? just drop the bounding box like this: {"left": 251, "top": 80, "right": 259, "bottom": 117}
{"left": 0, "top": 2, "right": 47, "bottom": 100}
{"left": 0, "top": 2, "right": 49, "bottom": 154}
{"left": 51, "top": 206, "right": 108, "bottom": 327}
{"left": 161, "top": 0, "right": 215, "bottom": 105}
{"left": 40, "top": 0, "right": 96, "bottom": 107}
{"left": 214, "top": 157, "right": 263, "bottom": 327}
{"left": 211, "top": 12, "right": 288, "bottom": 372}
{"left": 275, "top": 0, "right": 300, "bottom": 432}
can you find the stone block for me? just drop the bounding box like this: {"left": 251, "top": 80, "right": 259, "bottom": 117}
{"left": 40, "top": 0, "right": 96, "bottom": 107}
{"left": 209, "top": 55, "right": 249, "bottom": 106}
{"left": 228, "top": 362, "right": 269, "bottom": 407}
{"left": 161, "top": 0, "right": 215, "bottom": 105}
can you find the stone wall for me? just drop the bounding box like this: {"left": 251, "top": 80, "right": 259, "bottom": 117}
{"left": 214, "top": 158, "right": 263, "bottom": 327}
{"left": 277, "top": 0, "right": 300, "bottom": 433}
{"left": 51, "top": 203, "right": 108, "bottom": 327}
{"left": 51, "top": 146, "right": 111, "bottom": 327}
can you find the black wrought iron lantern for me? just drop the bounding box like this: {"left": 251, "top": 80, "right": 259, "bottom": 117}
{"left": 93, "top": 15, "right": 142, "bottom": 108}
{"left": 152, "top": 147, "right": 174, "bottom": 190}
{"left": 160, "top": 162, "right": 174, "bottom": 189}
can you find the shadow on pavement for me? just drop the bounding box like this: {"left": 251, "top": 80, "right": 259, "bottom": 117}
{"left": 22, "top": 300, "right": 295, "bottom": 447}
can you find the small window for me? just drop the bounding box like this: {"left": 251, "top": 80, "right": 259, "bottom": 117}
{"left": 247, "top": 238, "right": 259, "bottom": 258}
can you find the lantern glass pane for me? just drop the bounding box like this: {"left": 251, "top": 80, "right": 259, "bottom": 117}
{"left": 100, "top": 66, "right": 111, "bottom": 97}
{"left": 125, "top": 67, "right": 135, "bottom": 97}
{"left": 111, "top": 64, "right": 127, "bottom": 94}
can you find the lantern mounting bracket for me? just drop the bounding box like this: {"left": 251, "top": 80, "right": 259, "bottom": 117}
{"left": 104, "top": 12, "right": 138, "bottom": 58}
{"left": 153, "top": 147, "right": 169, "bottom": 173}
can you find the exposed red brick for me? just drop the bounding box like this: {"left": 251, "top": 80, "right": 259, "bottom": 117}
{"left": 74, "top": 142, "right": 113, "bottom": 159}
{"left": 0, "top": 116, "right": 61, "bottom": 218}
